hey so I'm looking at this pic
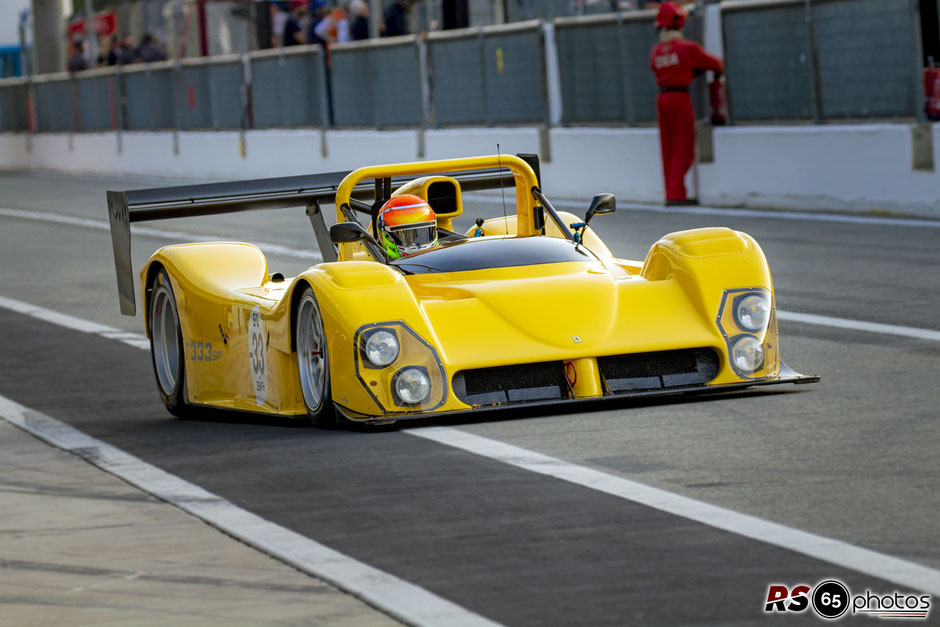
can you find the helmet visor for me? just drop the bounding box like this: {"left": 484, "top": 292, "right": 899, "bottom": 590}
{"left": 389, "top": 221, "right": 437, "bottom": 254}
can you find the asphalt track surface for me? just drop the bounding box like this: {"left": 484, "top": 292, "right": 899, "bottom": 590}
{"left": 1, "top": 170, "right": 938, "bottom": 624}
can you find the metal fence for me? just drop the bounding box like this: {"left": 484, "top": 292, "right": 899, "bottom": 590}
{"left": 723, "top": 0, "right": 922, "bottom": 122}
{"left": 250, "top": 46, "right": 326, "bottom": 129}
{"left": 0, "top": 0, "right": 928, "bottom": 135}
{"left": 331, "top": 36, "right": 424, "bottom": 128}
{"left": 428, "top": 21, "right": 546, "bottom": 126}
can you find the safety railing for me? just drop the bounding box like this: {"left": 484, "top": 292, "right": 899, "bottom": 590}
{"left": 0, "top": 0, "right": 927, "bottom": 135}
{"left": 330, "top": 35, "right": 424, "bottom": 128}
{"left": 428, "top": 20, "right": 547, "bottom": 126}
{"left": 722, "top": 0, "right": 923, "bottom": 123}
{"left": 249, "top": 45, "right": 326, "bottom": 128}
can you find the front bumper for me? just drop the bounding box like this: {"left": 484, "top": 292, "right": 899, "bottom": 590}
{"left": 334, "top": 362, "right": 819, "bottom": 425}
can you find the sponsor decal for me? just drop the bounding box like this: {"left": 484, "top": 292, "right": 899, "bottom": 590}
{"left": 248, "top": 306, "right": 267, "bottom": 407}
{"left": 185, "top": 340, "right": 222, "bottom": 362}
{"left": 764, "top": 580, "right": 930, "bottom": 621}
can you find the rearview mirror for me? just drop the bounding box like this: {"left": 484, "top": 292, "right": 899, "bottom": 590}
{"left": 585, "top": 193, "right": 616, "bottom": 225}
{"left": 330, "top": 221, "right": 370, "bottom": 244}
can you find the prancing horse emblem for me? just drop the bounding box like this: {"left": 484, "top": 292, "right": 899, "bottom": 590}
{"left": 572, "top": 336, "right": 583, "bottom": 344}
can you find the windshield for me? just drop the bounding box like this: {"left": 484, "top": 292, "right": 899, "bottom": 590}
{"left": 391, "top": 236, "right": 594, "bottom": 274}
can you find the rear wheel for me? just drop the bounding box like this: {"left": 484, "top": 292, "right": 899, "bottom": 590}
{"left": 295, "top": 287, "right": 335, "bottom": 428}
{"left": 149, "top": 269, "right": 190, "bottom": 417}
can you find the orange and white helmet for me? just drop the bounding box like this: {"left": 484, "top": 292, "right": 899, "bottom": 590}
{"left": 377, "top": 194, "right": 438, "bottom": 259}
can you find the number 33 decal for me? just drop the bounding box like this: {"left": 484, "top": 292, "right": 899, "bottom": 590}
{"left": 248, "top": 306, "right": 268, "bottom": 406}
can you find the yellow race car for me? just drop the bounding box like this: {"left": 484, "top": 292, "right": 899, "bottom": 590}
{"left": 107, "top": 154, "right": 817, "bottom": 427}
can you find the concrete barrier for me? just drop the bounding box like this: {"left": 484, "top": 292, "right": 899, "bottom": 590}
{"left": 1, "top": 123, "right": 937, "bottom": 218}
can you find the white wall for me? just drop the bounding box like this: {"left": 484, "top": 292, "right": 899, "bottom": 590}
{"left": 1, "top": 123, "right": 938, "bottom": 218}
{"left": 0, "top": 0, "right": 30, "bottom": 45}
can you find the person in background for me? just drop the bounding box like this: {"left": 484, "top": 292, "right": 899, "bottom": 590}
{"left": 349, "top": 0, "right": 370, "bottom": 41}
{"left": 381, "top": 0, "right": 412, "bottom": 37}
{"left": 107, "top": 34, "right": 133, "bottom": 65}
{"left": 68, "top": 40, "right": 88, "bottom": 72}
{"left": 136, "top": 33, "right": 167, "bottom": 62}
{"left": 306, "top": 0, "right": 330, "bottom": 46}
{"left": 284, "top": 0, "right": 308, "bottom": 46}
{"left": 315, "top": 2, "right": 351, "bottom": 44}
{"left": 649, "top": 1, "right": 722, "bottom": 205}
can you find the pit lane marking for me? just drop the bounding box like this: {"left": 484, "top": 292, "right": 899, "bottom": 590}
{"left": 409, "top": 428, "right": 940, "bottom": 597}
{"left": 0, "top": 207, "right": 321, "bottom": 261}
{"left": 0, "top": 394, "right": 500, "bottom": 627}
{"left": 3, "top": 294, "right": 940, "bottom": 599}
{"left": 777, "top": 311, "right": 940, "bottom": 342}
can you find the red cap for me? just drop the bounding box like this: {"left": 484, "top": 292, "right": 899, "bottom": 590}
{"left": 290, "top": 0, "right": 306, "bottom": 9}
{"left": 655, "top": 2, "right": 686, "bottom": 30}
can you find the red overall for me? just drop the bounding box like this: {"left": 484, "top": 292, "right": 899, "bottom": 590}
{"left": 650, "top": 38, "right": 723, "bottom": 202}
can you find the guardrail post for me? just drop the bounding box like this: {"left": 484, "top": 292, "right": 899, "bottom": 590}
{"left": 910, "top": 0, "right": 926, "bottom": 123}
{"left": 114, "top": 66, "right": 124, "bottom": 155}
{"left": 317, "top": 46, "right": 330, "bottom": 158}
{"left": 240, "top": 54, "right": 250, "bottom": 159}
{"left": 416, "top": 34, "right": 429, "bottom": 159}
{"left": 804, "top": 0, "right": 824, "bottom": 124}
{"left": 538, "top": 20, "right": 551, "bottom": 162}
{"left": 477, "top": 28, "right": 490, "bottom": 126}
{"left": 172, "top": 60, "right": 181, "bottom": 155}
{"left": 615, "top": 11, "right": 636, "bottom": 126}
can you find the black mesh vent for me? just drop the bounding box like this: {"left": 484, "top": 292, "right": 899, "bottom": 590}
{"left": 453, "top": 361, "right": 569, "bottom": 406}
{"left": 598, "top": 348, "right": 720, "bottom": 393}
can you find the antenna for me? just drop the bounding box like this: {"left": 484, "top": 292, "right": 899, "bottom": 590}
{"left": 497, "top": 144, "right": 508, "bottom": 231}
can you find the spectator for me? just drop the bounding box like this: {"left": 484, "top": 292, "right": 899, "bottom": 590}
{"left": 349, "top": 0, "right": 370, "bottom": 41}
{"left": 136, "top": 33, "right": 167, "bottom": 63}
{"left": 284, "top": 0, "right": 308, "bottom": 46}
{"left": 107, "top": 34, "right": 133, "bottom": 65}
{"left": 315, "top": 3, "right": 351, "bottom": 44}
{"left": 306, "top": 0, "right": 330, "bottom": 46}
{"left": 381, "top": 0, "right": 412, "bottom": 37}
{"left": 68, "top": 40, "right": 88, "bottom": 72}
{"left": 649, "top": 2, "right": 722, "bottom": 205}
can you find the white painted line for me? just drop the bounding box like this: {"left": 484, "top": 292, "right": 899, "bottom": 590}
{"left": 3, "top": 294, "right": 940, "bottom": 600}
{"left": 410, "top": 427, "right": 940, "bottom": 597}
{"left": 0, "top": 294, "right": 150, "bottom": 350}
{"left": 464, "top": 194, "right": 940, "bottom": 228}
{"left": 778, "top": 311, "right": 940, "bottom": 342}
{"left": 0, "top": 394, "right": 500, "bottom": 627}
{"left": 0, "top": 207, "right": 320, "bottom": 261}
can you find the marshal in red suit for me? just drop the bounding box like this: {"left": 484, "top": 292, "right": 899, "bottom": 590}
{"left": 650, "top": 2, "right": 723, "bottom": 204}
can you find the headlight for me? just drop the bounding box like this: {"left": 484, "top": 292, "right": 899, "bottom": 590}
{"left": 734, "top": 294, "right": 770, "bottom": 331}
{"left": 731, "top": 335, "right": 764, "bottom": 373}
{"left": 364, "top": 330, "right": 399, "bottom": 367}
{"left": 394, "top": 367, "right": 431, "bottom": 405}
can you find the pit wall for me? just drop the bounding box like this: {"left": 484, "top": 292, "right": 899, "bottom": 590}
{"left": 1, "top": 123, "right": 938, "bottom": 219}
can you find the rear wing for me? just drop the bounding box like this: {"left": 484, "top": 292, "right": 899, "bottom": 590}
{"left": 107, "top": 154, "right": 542, "bottom": 316}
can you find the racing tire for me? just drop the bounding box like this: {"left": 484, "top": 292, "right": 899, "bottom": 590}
{"left": 148, "top": 269, "right": 191, "bottom": 417}
{"left": 295, "top": 287, "right": 336, "bottom": 428}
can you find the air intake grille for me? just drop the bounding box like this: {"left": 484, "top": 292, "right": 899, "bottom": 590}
{"left": 453, "top": 361, "right": 569, "bottom": 406}
{"left": 598, "top": 348, "right": 719, "bottom": 393}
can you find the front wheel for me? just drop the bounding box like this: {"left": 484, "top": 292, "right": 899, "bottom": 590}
{"left": 295, "top": 287, "right": 335, "bottom": 428}
{"left": 149, "top": 269, "right": 190, "bottom": 417}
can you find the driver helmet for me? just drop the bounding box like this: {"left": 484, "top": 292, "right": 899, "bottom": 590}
{"left": 377, "top": 194, "right": 438, "bottom": 259}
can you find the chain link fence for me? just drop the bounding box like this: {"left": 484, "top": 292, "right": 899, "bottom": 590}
{"left": 555, "top": 10, "right": 704, "bottom": 125}
{"left": 331, "top": 36, "right": 423, "bottom": 128}
{"left": 0, "top": 1, "right": 928, "bottom": 134}
{"left": 250, "top": 46, "right": 325, "bottom": 128}
{"left": 428, "top": 21, "right": 546, "bottom": 126}
{"left": 723, "top": 0, "right": 922, "bottom": 122}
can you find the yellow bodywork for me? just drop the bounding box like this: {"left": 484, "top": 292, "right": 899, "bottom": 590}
{"left": 139, "top": 155, "right": 784, "bottom": 421}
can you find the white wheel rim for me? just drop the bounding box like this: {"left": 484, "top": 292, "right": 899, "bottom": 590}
{"left": 297, "top": 293, "right": 327, "bottom": 411}
{"left": 151, "top": 283, "right": 180, "bottom": 395}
